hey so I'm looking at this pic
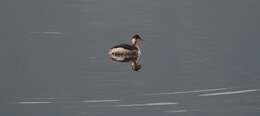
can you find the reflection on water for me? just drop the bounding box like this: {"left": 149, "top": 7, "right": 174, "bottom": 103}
{"left": 109, "top": 54, "right": 142, "bottom": 71}
{"left": 114, "top": 102, "right": 178, "bottom": 107}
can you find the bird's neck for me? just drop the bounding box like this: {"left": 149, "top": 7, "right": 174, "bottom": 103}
{"left": 132, "top": 42, "right": 140, "bottom": 49}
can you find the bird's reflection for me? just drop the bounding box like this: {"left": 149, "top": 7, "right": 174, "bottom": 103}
{"left": 109, "top": 54, "right": 142, "bottom": 71}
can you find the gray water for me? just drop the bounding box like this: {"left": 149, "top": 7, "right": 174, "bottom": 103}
{"left": 1, "top": 0, "right": 260, "bottom": 116}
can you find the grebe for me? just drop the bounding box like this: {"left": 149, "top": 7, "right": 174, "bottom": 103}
{"left": 109, "top": 34, "right": 143, "bottom": 56}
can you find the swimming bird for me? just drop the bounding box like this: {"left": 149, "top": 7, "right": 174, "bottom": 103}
{"left": 109, "top": 34, "right": 143, "bottom": 56}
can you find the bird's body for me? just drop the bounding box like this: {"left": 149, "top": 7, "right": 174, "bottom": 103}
{"left": 109, "top": 44, "right": 139, "bottom": 56}
{"left": 109, "top": 34, "right": 143, "bottom": 56}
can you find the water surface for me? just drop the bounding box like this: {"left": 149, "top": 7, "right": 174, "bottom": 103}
{"left": 1, "top": 0, "right": 260, "bottom": 116}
